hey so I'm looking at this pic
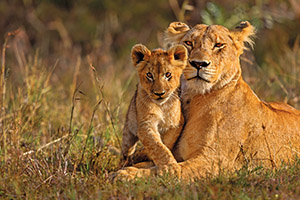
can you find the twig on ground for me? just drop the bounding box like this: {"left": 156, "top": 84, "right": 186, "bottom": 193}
{"left": 23, "top": 134, "right": 69, "bottom": 156}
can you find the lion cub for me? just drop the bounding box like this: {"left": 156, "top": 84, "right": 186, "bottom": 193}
{"left": 121, "top": 44, "right": 187, "bottom": 168}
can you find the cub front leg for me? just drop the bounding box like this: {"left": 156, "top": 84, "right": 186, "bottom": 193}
{"left": 162, "top": 114, "right": 184, "bottom": 150}
{"left": 131, "top": 113, "right": 184, "bottom": 165}
{"left": 137, "top": 122, "right": 177, "bottom": 166}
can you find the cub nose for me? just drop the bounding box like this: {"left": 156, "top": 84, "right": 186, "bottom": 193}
{"left": 189, "top": 60, "right": 211, "bottom": 69}
{"left": 154, "top": 91, "right": 166, "bottom": 97}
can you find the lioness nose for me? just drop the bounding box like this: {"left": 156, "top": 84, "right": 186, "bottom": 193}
{"left": 189, "top": 60, "right": 211, "bottom": 69}
{"left": 154, "top": 91, "right": 166, "bottom": 97}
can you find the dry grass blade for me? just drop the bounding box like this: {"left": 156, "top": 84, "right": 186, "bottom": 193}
{"left": 44, "top": 59, "right": 59, "bottom": 88}
{"left": 168, "top": 0, "right": 192, "bottom": 22}
{"left": 62, "top": 83, "right": 84, "bottom": 157}
{"left": 34, "top": 174, "right": 54, "bottom": 191}
{"left": 79, "top": 99, "right": 103, "bottom": 165}
{"left": 102, "top": 98, "right": 124, "bottom": 158}
{"left": 89, "top": 63, "right": 124, "bottom": 158}
{"left": 69, "top": 82, "right": 82, "bottom": 134}
{"left": 1, "top": 34, "right": 9, "bottom": 162}
{"left": 63, "top": 128, "right": 81, "bottom": 157}
{"left": 1, "top": 30, "right": 20, "bottom": 162}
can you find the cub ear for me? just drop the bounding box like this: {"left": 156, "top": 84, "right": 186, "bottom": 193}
{"left": 131, "top": 44, "right": 151, "bottom": 67}
{"left": 168, "top": 44, "right": 188, "bottom": 67}
{"left": 230, "top": 21, "right": 256, "bottom": 55}
{"left": 163, "top": 22, "right": 190, "bottom": 49}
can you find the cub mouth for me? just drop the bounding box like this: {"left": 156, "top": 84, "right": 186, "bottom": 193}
{"left": 155, "top": 96, "right": 168, "bottom": 102}
{"left": 152, "top": 95, "right": 170, "bottom": 104}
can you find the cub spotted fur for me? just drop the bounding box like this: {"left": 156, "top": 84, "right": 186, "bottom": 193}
{"left": 121, "top": 44, "right": 187, "bottom": 167}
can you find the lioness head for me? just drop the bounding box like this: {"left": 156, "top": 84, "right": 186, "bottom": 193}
{"left": 131, "top": 44, "right": 187, "bottom": 104}
{"left": 164, "top": 21, "right": 255, "bottom": 94}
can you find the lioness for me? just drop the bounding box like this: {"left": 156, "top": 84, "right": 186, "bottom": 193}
{"left": 121, "top": 44, "right": 187, "bottom": 168}
{"left": 114, "top": 21, "right": 300, "bottom": 181}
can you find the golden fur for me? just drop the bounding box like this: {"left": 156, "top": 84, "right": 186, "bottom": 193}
{"left": 113, "top": 21, "right": 300, "bottom": 181}
{"left": 121, "top": 44, "right": 187, "bottom": 168}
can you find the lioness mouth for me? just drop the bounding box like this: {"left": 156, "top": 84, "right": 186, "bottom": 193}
{"left": 187, "top": 75, "right": 211, "bottom": 83}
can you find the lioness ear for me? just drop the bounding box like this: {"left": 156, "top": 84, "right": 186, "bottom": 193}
{"left": 131, "top": 44, "right": 151, "bottom": 67}
{"left": 163, "top": 22, "right": 190, "bottom": 49}
{"left": 230, "top": 21, "right": 256, "bottom": 55}
{"left": 168, "top": 44, "right": 188, "bottom": 68}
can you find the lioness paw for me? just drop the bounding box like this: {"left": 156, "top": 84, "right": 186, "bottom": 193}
{"left": 110, "top": 167, "right": 151, "bottom": 182}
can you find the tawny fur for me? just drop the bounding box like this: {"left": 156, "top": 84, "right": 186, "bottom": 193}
{"left": 121, "top": 44, "right": 187, "bottom": 168}
{"left": 113, "top": 21, "right": 300, "bottom": 181}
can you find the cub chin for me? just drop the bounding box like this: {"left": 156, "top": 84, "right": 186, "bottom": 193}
{"left": 121, "top": 44, "right": 187, "bottom": 168}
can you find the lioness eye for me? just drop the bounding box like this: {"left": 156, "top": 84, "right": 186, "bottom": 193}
{"left": 146, "top": 72, "right": 153, "bottom": 79}
{"left": 214, "top": 43, "right": 224, "bottom": 48}
{"left": 184, "top": 41, "right": 193, "bottom": 47}
{"left": 165, "top": 72, "right": 172, "bottom": 78}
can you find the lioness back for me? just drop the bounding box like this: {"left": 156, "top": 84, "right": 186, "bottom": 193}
{"left": 121, "top": 44, "right": 187, "bottom": 167}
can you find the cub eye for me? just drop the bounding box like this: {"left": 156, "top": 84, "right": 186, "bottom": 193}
{"left": 146, "top": 72, "right": 153, "bottom": 80}
{"left": 165, "top": 72, "right": 172, "bottom": 79}
{"left": 184, "top": 41, "right": 193, "bottom": 47}
{"left": 214, "top": 43, "right": 224, "bottom": 48}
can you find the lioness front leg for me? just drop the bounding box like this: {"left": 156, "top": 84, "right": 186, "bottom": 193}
{"left": 138, "top": 123, "right": 177, "bottom": 166}
{"left": 113, "top": 154, "right": 219, "bottom": 181}
{"left": 112, "top": 162, "right": 181, "bottom": 181}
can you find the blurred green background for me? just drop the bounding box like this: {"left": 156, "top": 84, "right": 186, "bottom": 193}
{"left": 2, "top": 0, "right": 300, "bottom": 107}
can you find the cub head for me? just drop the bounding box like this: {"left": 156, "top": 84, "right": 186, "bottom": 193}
{"left": 131, "top": 44, "right": 188, "bottom": 105}
{"left": 164, "top": 21, "right": 256, "bottom": 94}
